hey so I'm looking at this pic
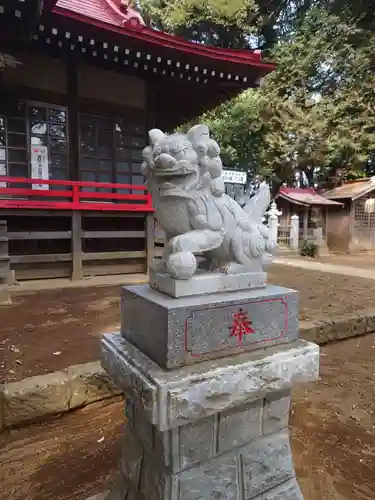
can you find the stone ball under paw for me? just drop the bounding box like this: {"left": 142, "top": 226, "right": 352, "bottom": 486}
{"left": 166, "top": 252, "right": 197, "bottom": 280}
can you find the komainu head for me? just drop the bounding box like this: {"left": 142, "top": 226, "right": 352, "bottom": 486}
{"left": 142, "top": 124, "right": 225, "bottom": 196}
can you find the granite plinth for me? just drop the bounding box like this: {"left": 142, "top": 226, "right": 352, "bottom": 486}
{"left": 101, "top": 333, "right": 319, "bottom": 431}
{"left": 121, "top": 391, "right": 291, "bottom": 474}
{"left": 100, "top": 333, "right": 318, "bottom": 500}
{"left": 106, "top": 421, "right": 303, "bottom": 500}
{"left": 150, "top": 269, "right": 267, "bottom": 298}
{"left": 121, "top": 284, "right": 299, "bottom": 369}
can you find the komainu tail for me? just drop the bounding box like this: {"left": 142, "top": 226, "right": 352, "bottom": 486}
{"left": 242, "top": 182, "right": 271, "bottom": 223}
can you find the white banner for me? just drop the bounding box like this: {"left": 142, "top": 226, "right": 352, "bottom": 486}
{"left": 222, "top": 169, "right": 247, "bottom": 185}
{"left": 31, "top": 145, "right": 49, "bottom": 190}
{"left": 0, "top": 148, "right": 6, "bottom": 188}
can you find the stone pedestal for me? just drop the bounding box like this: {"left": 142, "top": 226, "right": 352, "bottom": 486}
{"left": 99, "top": 282, "right": 319, "bottom": 500}
{"left": 120, "top": 284, "right": 299, "bottom": 369}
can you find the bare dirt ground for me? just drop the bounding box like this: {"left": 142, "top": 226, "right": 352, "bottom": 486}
{"left": 0, "top": 286, "right": 122, "bottom": 384}
{"left": 1, "top": 334, "right": 375, "bottom": 500}
{"left": 292, "top": 334, "right": 375, "bottom": 500}
{"left": 0, "top": 398, "right": 124, "bottom": 500}
{"left": 2, "top": 264, "right": 375, "bottom": 383}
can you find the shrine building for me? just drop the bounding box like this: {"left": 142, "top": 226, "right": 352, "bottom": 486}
{"left": 0, "top": 0, "right": 273, "bottom": 282}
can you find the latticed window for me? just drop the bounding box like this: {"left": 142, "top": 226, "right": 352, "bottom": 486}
{"left": 353, "top": 195, "right": 375, "bottom": 229}
{"left": 28, "top": 103, "right": 69, "bottom": 188}
{"left": 0, "top": 110, "right": 28, "bottom": 180}
{"left": 310, "top": 206, "right": 324, "bottom": 226}
{"left": 0, "top": 100, "right": 69, "bottom": 187}
{"left": 78, "top": 112, "right": 146, "bottom": 193}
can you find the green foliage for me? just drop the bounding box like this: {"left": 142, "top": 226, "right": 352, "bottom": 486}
{"left": 200, "top": 90, "right": 267, "bottom": 175}
{"left": 198, "top": 8, "right": 375, "bottom": 187}
{"left": 325, "top": 0, "right": 375, "bottom": 31}
{"left": 139, "top": 0, "right": 260, "bottom": 48}
{"left": 136, "top": 2, "right": 375, "bottom": 188}
{"left": 258, "top": 8, "right": 375, "bottom": 187}
{"left": 138, "top": 0, "right": 374, "bottom": 51}
{"left": 300, "top": 240, "right": 318, "bottom": 258}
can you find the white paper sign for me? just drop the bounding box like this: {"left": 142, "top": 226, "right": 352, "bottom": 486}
{"left": 222, "top": 169, "right": 247, "bottom": 185}
{"left": 0, "top": 148, "right": 6, "bottom": 188}
{"left": 31, "top": 145, "right": 49, "bottom": 190}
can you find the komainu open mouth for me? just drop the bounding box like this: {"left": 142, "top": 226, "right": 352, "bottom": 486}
{"left": 153, "top": 165, "right": 194, "bottom": 177}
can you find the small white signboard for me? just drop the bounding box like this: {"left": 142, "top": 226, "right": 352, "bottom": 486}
{"left": 222, "top": 169, "right": 247, "bottom": 185}
{"left": 0, "top": 148, "right": 6, "bottom": 188}
{"left": 31, "top": 145, "right": 49, "bottom": 190}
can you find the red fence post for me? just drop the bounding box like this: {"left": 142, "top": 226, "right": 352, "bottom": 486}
{"left": 72, "top": 184, "right": 80, "bottom": 210}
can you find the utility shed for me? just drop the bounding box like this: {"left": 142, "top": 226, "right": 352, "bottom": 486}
{"left": 275, "top": 187, "right": 343, "bottom": 248}
{"left": 323, "top": 178, "right": 375, "bottom": 252}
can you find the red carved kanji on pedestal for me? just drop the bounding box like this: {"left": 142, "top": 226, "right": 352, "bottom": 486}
{"left": 229, "top": 308, "right": 255, "bottom": 345}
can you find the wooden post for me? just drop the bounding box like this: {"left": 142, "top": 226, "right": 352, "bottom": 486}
{"left": 146, "top": 214, "right": 155, "bottom": 274}
{"left": 348, "top": 201, "right": 354, "bottom": 252}
{"left": 67, "top": 61, "right": 79, "bottom": 182}
{"left": 303, "top": 208, "right": 309, "bottom": 241}
{"left": 71, "top": 212, "right": 83, "bottom": 280}
{"left": 0, "top": 219, "right": 11, "bottom": 304}
{"left": 146, "top": 79, "right": 157, "bottom": 131}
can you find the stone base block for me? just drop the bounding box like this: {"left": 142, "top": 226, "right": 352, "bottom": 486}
{"left": 122, "top": 390, "right": 291, "bottom": 474}
{"left": 150, "top": 269, "right": 267, "bottom": 298}
{"left": 3, "top": 371, "right": 70, "bottom": 427}
{"left": 100, "top": 331, "right": 318, "bottom": 500}
{"left": 121, "top": 284, "right": 299, "bottom": 369}
{"left": 99, "top": 387, "right": 304, "bottom": 499}
{"left": 67, "top": 362, "right": 121, "bottom": 408}
{"left": 101, "top": 333, "right": 319, "bottom": 431}
{"left": 104, "top": 413, "right": 303, "bottom": 500}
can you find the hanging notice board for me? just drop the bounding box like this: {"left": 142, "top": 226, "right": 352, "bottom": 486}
{"left": 31, "top": 145, "right": 49, "bottom": 190}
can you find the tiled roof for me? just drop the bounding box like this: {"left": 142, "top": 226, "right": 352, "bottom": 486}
{"left": 276, "top": 187, "right": 343, "bottom": 206}
{"left": 323, "top": 178, "right": 375, "bottom": 200}
{"left": 55, "top": 0, "right": 144, "bottom": 27}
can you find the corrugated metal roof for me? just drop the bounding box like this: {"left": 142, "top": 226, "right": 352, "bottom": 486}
{"left": 55, "top": 0, "right": 144, "bottom": 27}
{"left": 276, "top": 187, "right": 343, "bottom": 206}
{"left": 323, "top": 178, "right": 375, "bottom": 200}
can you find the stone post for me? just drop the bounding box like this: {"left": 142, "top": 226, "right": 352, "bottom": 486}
{"left": 0, "top": 220, "right": 11, "bottom": 305}
{"left": 290, "top": 215, "right": 300, "bottom": 252}
{"left": 99, "top": 280, "right": 319, "bottom": 500}
{"left": 267, "top": 201, "right": 282, "bottom": 244}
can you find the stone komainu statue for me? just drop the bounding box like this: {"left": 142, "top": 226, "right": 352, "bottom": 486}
{"left": 142, "top": 124, "right": 277, "bottom": 280}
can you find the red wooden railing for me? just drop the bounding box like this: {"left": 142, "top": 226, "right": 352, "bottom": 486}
{"left": 0, "top": 176, "right": 154, "bottom": 212}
